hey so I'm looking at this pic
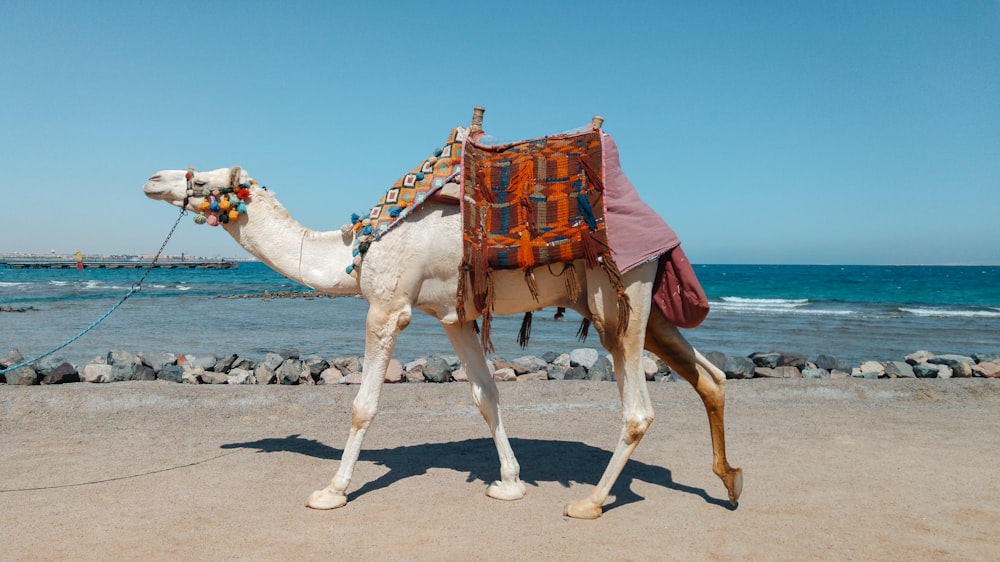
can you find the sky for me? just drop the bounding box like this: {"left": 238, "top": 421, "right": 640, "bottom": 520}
{"left": 1, "top": 1, "right": 997, "bottom": 265}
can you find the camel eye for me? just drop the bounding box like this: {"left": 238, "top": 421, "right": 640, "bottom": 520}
{"left": 194, "top": 180, "right": 207, "bottom": 187}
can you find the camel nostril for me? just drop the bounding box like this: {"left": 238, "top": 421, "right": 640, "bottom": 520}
{"left": 148, "top": 174, "right": 162, "bottom": 182}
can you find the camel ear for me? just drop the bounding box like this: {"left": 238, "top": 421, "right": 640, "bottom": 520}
{"left": 340, "top": 224, "right": 354, "bottom": 240}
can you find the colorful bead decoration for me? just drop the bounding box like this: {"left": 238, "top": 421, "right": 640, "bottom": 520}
{"left": 187, "top": 167, "right": 255, "bottom": 227}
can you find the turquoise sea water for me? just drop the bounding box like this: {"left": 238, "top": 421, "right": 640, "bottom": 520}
{"left": 2, "top": 262, "right": 998, "bottom": 367}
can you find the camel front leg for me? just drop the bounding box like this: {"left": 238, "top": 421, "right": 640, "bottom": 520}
{"left": 441, "top": 321, "right": 526, "bottom": 501}
{"left": 307, "top": 304, "right": 410, "bottom": 510}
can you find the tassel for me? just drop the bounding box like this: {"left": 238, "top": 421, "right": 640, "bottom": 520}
{"left": 580, "top": 228, "right": 601, "bottom": 269}
{"left": 600, "top": 253, "right": 632, "bottom": 338}
{"left": 456, "top": 263, "right": 468, "bottom": 325}
{"left": 480, "top": 272, "right": 496, "bottom": 353}
{"left": 525, "top": 268, "right": 540, "bottom": 302}
{"left": 564, "top": 265, "right": 581, "bottom": 302}
{"left": 517, "top": 311, "right": 533, "bottom": 348}
{"left": 576, "top": 318, "right": 591, "bottom": 342}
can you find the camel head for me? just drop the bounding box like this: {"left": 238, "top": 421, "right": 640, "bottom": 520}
{"left": 144, "top": 167, "right": 255, "bottom": 226}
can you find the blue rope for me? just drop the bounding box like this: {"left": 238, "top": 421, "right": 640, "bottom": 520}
{"left": 1, "top": 208, "right": 187, "bottom": 376}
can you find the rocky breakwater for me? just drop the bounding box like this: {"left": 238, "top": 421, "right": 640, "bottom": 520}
{"left": 2, "top": 347, "right": 999, "bottom": 386}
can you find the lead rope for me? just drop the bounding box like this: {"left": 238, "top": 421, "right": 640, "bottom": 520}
{"left": 0, "top": 206, "right": 189, "bottom": 375}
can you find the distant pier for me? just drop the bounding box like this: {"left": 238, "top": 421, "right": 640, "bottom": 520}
{"left": 0, "top": 259, "right": 238, "bottom": 270}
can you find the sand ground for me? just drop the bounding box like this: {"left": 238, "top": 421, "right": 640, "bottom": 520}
{"left": 2, "top": 378, "right": 998, "bottom": 561}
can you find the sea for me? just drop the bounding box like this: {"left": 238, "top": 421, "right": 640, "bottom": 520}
{"left": 2, "top": 262, "right": 998, "bottom": 368}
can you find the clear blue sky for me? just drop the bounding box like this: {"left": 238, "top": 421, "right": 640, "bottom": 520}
{"left": 2, "top": 1, "right": 997, "bottom": 264}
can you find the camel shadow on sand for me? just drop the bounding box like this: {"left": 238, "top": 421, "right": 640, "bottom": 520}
{"left": 220, "top": 434, "right": 735, "bottom": 512}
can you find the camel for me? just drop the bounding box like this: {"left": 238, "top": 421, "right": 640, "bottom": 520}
{"left": 142, "top": 114, "right": 742, "bottom": 519}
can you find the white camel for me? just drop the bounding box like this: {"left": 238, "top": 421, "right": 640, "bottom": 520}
{"left": 142, "top": 122, "right": 742, "bottom": 520}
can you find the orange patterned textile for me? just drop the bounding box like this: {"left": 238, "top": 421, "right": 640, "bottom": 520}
{"left": 459, "top": 127, "right": 628, "bottom": 351}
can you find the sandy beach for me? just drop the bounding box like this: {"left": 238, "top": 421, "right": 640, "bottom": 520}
{"left": 2, "top": 378, "right": 998, "bottom": 560}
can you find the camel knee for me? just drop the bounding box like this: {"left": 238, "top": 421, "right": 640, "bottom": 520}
{"left": 625, "top": 411, "right": 654, "bottom": 445}
{"left": 351, "top": 403, "right": 377, "bottom": 431}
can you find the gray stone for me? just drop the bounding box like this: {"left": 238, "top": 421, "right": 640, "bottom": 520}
{"left": 972, "top": 353, "right": 1000, "bottom": 364}
{"left": 935, "top": 364, "right": 953, "bottom": 379}
{"left": 134, "top": 364, "right": 157, "bottom": 381}
{"left": 303, "top": 355, "right": 330, "bottom": 377}
{"left": 883, "top": 361, "right": 915, "bottom": 378}
{"left": 138, "top": 351, "right": 177, "bottom": 373}
{"left": 547, "top": 365, "right": 569, "bottom": 380}
{"left": 511, "top": 355, "right": 549, "bottom": 374}
{"left": 35, "top": 355, "right": 69, "bottom": 376}
{"left": 262, "top": 353, "right": 285, "bottom": 371}
{"left": 589, "top": 356, "right": 615, "bottom": 382}
{"left": 814, "top": 354, "right": 849, "bottom": 372}
{"left": 81, "top": 363, "right": 113, "bottom": 383}
{"left": 231, "top": 357, "right": 254, "bottom": 371}
{"left": 750, "top": 352, "right": 781, "bottom": 369}
{"left": 928, "top": 355, "right": 975, "bottom": 377}
{"left": 541, "top": 351, "right": 560, "bottom": 364}
{"left": 551, "top": 353, "right": 571, "bottom": 368}
{"left": 723, "top": 356, "right": 756, "bottom": 380}
{"left": 5, "top": 365, "right": 38, "bottom": 385}
{"left": 1, "top": 349, "right": 25, "bottom": 370}
{"left": 274, "top": 348, "right": 300, "bottom": 360}
{"left": 254, "top": 363, "right": 277, "bottom": 385}
{"left": 801, "top": 367, "right": 830, "bottom": 379}
{"left": 912, "top": 363, "right": 939, "bottom": 378}
{"left": 182, "top": 367, "right": 203, "bottom": 384}
{"left": 569, "top": 348, "right": 599, "bottom": 369}
{"left": 157, "top": 364, "right": 185, "bottom": 383}
{"left": 754, "top": 366, "right": 801, "bottom": 379}
{"left": 188, "top": 354, "right": 219, "bottom": 371}
{"left": 276, "top": 359, "right": 305, "bottom": 385}
{"left": 332, "top": 356, "right": 362, "bottom": 375}
{"left": 40, "top": 362, "right": 79, "bottom": 384}
{"left": 777, "top": 352, "right": 808, "bottom": 369}
{"left": 440, "top": 355, "right": 460, "bottom": 369}
{"left": 703, "top": 351, "right": 727, "bottom": 371}
{"left": 563, "top": 366, "right": 589, "bottom": 380}
{"left": 423, "top": 356, "right": 452, "bottom": 383}
{"left": 213, "top": 354, "right": 238, "bottom": 373}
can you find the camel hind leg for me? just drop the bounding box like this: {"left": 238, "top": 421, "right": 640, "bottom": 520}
{"left": 644, "top": 309, "right": 743, "bottom": 505}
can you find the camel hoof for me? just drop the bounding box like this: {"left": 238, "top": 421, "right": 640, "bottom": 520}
{"left": 306, "top": 488, "right": 348, "bottom": 510}
{"left": 563, "top": 499, "right": 602, "bottom": 520}
{"left": 486, "top": 479, "right": 527, "bottom": 501}
{"left": 724, "top": 467, "right": 744, "bottom": 506}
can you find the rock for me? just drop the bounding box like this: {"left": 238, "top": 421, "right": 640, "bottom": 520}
{"left": 134, "top": 364, "right": 156, "bottom": 381}
{"left": 254, "top": 363, "right": 277, "bottom": 385}
{"left": 830, "top": 370, "right": 851, "bottom": 380}
{"left": 188, "top": 354, "right": 219, "bottom": 371}
{"left": 777, "top": 352, "right": 808, "bottom": 369}
{"left": 107, "top": 350, "right": 140, "bottom": 381}
{"left": 703, "top": 351, "right": 727, "bottom": 371}
{"left": 5, "top": 365, "right": 38, "bottom": 385}
{"left": 859, "top": 361, "right": 885, "bottom": 377}
{"left": 541, "top": 351, "right": 560, "bottom": 364}
{"left": 303, "top": 355, "right": 330, "bottom": 378}
{"left": 423, "top": 356, "right": 452, "bottom": 383}
{"left": 35, "top": 355, "right": 69, "bottom": 376}
{"left": 276, "top": 359, "right": 305, "bottom": 385}
{"left": 274, "top": 348, "right": 300, "bottom": 360}
{"left": 814, "top": 354, "right": 849, "bottom": 372}
{"left": 972, "top": 361, "right": 1000, "bottom": 378}
{"left": 319, "top": 366, "right": 343, "bottom": 384}
{"left": 492, "top": 368, "right": 517, "bottom": 382}
{"left": 927, "top": 355, "right": 975, "bottom": 377}
{"left": 563, "top": 366, "right": 589, "bottom": 380}
{"left": 227, "top": 369, "right": 256, "bottom": 385}
{"left": 569, "top": 348, "right": 599, "bottom": 369}
{"left": 182, "top": 367, "right": 203, "bottom": 384}
{"left": 385, "top": 359, "right": 404, "bottom": 383}
{"left": 935, "top": 364, "right": 953, "bottom": 379}
{"left": 81, "top": 363, "right": 113, "bottom": 383}
{"left": 754, "top": 366, "right": 801, "bottom": 379}
{"left": 1, "top": 349, "right": 25, "bottom": 370}
{"left": 40, "top": 362, "right": 79, "bottom": 384}
{"left": 213, "top": 354, "right": 238, "bottom": 373}
{"left": 138, "top": 351, "right": 177, "bottom": 373}
{"left": 511, "top": 355, "right": 548, "bottom": 374}
{"left": 547, "top": 365, "right": 569, "bottom": 380}
{"left": 723, "top": 356, "right": 756, "bottom": 379}
{"left": 262, "top": 353, "right": 285, "bottom": 371}
{"left": 972, "top": 353, "right": 1000, "bottom": 364}
{"left": 801, "top": 368, "right": 830, "bottom": 379}
{"left": 883, "top": 361, "right": 915, "bottom": 379}
{"left": 749, "top": 352, "right": 781, "bottom": 369}
{"left": 551, "top": 353, "right": 571, "bottom": 368}
{"left": 913, "top": 363, "right": 939, "bottom": 378}
{"left": 342, "top": 371, "right": 364, "bottom": 384}
{"left": 157, "top": 364, "right": 185, "bottom": 383}
{"left": 451, "top": 368, "right": 469, "bottom": 382}
{"left": 905, "top": 350, "right": 935, "bottom": 366}
{"left": 403, "top": 359, "right": 426, "bottom": 383}
{"left": 332, "top": 356, "right": 362, "bottom": 375}
{"left": 517, "top": 371, "right": 548, "bottom": 382}
{"left": 589, "top": 355, "right": 615, "bottom": 382}
{"left": 200, "top": 371, "right": 229, "bottom": 384}
{"left": 232, "top": 357, "right": 254, "bottom": 371}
